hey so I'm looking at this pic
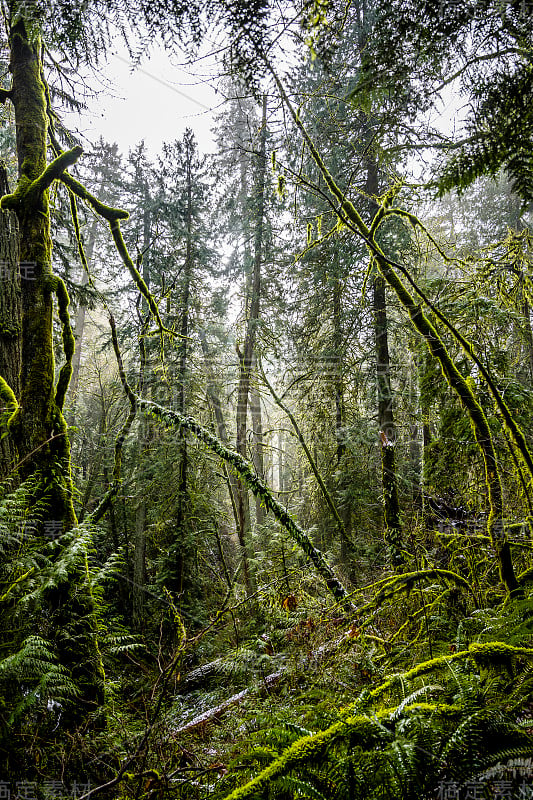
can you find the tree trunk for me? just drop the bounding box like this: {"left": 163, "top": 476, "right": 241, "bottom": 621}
{"left": 250, "top": 364, "right": 265, "bottom": 525}
{"left": 2, "top": 19, "right": 104, "bottom": 719}
{"left": 0, "top": 161, "right": 20, "bottom": 482}
{"left": 235, "top": 95, "right": 268, "bottom": 594}
{"left": 367, "top": 159, "right": 404, "bottom": 567}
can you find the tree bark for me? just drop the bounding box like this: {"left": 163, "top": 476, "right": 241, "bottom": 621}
{"left": 2, "top": 19, "right": 105, "bottom": 719}
{"left": 0, "top": 161, "right": 20, "bottom": 482}
{"left": 367, "top": 159, "right": 404, "bottom": 567}
{"left": 235, "top": 95, "right": 268, "bottom": 594}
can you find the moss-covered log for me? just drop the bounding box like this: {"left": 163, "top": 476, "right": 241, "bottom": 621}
{"left": 141, "top": 399, "right": 351, "bottom": 607}
{"left": 109, "top": 327, "right": 350, "bottom": 606}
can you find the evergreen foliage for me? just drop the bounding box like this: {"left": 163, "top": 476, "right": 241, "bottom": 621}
{"left": 0, "top": 0, "right": 532, "bottom": 792}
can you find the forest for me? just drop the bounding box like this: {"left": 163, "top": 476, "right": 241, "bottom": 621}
{"left": 0, "top": 0, "right": 532, "bottom": 797}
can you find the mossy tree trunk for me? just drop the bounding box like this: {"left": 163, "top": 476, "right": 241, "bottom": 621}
{"left": 7, "top": 23, "right": 64, "bottom": 484}
{"left": 0, "top": 162, "right": 20, "bottom": 482}
{"left": 0, "top": 18, "right": 105, "bottom": 719}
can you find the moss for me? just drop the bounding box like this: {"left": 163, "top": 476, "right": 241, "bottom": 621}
{"left": 285, "top": 91, "right": 519, "bottom": 594}
{"left": 0, "top": 375, "right": 18, "bottom": 419}
{"left": 53, "top": 276, "right": 74, "bottom": 411}
{"left": 60, "top": 171, "right": 129, "bottom": 221}
{"left": 109, "top": 327, "right": 350, "bottom": 607}
{"left": 0, "top": 175, "right": 30, "bottom": 210}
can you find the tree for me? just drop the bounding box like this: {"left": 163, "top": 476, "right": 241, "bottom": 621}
{"left": 0, "top": 0, "right": 276, "bottom": 727}
{"left": 351, "top": 0, "right": 533, "bottom": 201}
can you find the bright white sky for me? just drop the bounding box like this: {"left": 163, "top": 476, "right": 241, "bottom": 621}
{"left": 65, "top": 36, "right": 464, "bottom": 180}
{"left": 69, "top": 41, "right": 222, "bottom": 160}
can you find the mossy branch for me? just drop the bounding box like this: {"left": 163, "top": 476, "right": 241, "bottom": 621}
{"left": 267, "top": 58, "right": 519, "bottom": 596}
{"left": 0, "top": 147, "right": 83, "bottom": 210}
{"left": 357, "top": 568, "right": 476, "bottom": 616}
{"left": 59, "top": 172, "right": 129, "bottom": 221}
{"left": 30, "top": 146, "right": 83, "bottom": 195}
{"left": 109, "top": 335, "right": 349, "bottom": 605}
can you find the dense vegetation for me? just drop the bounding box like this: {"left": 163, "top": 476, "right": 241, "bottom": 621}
{"left": 0, "top": 1, "right": 532, "bottom": 798}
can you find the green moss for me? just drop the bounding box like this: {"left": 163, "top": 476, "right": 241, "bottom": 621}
{"left": 109, "top": 326, "right": 350, "bottom": 606}
{"left": 0, "top": 376, "right": 19, "bottom": 435}
{"left": 60, "top": 172, "right": 129, "bottom": 221}
{"left": 53, "top": 276, "right": 74, "bottom": 411}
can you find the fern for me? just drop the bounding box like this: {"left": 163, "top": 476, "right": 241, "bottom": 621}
{"left": 0, "top": 635, "right": 78, "bottom": 727}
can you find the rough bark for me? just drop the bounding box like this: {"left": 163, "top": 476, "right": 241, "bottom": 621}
{"left": 1, "top": 20, "right": 105, "bottom": 718}
{"left": 0, "top": 161, "right": 20, "bottom": 482}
